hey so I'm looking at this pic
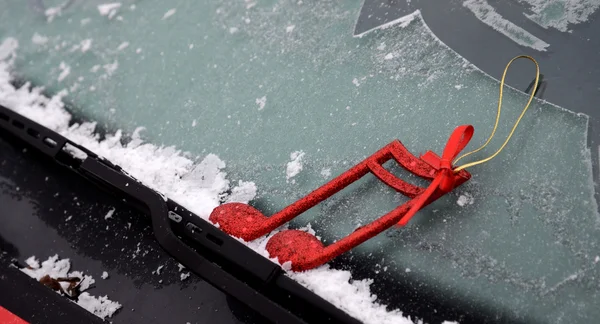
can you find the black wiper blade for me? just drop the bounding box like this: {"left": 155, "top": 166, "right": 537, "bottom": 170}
{"left": 0, "top": 104, "right": 361, "bottom": 324}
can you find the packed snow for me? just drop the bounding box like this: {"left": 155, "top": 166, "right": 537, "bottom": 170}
{"left": 0, "top": 37, "right": 423, "bottom": 324}
{"left": 20, "top": 255, "right": 121, "bottom": 319}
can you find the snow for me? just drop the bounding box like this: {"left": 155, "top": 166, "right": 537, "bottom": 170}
{"left": 20, "top": 255, "right": 121, "bottom": 319}
{"left": 180, "top": 272, "right": 191, "bottom": 281}
{"left": 162, "top": 8, "right": 177, "bottom": 20}
{"left": 103, "top": 61, "right": 119, "bottom": 76}
{"left": 0, "top": 39, "right": 422, "bottom": 324}
{"left": 286, "top": 150, "right": 305, "bottom": 182}
{"left": 25, "top": 256, "right": 39, "bottom": 268}
{"left": 321, "top": 168, "right": 332, "bottom": 178}
{"left": 98, "top": 3, "right": 122, "bottom": 20}
{"left": 226, "top": 180, "right": 258, "bottom": 203}
{"left": 57, "top": 62, "right": 70, "bottom": 82}
{"left": 117, "top": 42, "right": 129, "bottom": 51}
{"left": 101, "top": 271, "right": 109, "bottom": 279}
{"left": 463, "top": 0, "right": 550, "bottom": 51}
{"left": 45, "top": 6, "right": 62, "bottom": 22}
{"left": 105, "top": 208, "right": 115, "bottom": 219}
{"left": 77, "top": 293, "right": 122, "bottom": 319}
{"left": 384, "top": 53, "right": 394, "bottom": 60}
{"left": 31, "top": 33, "right": 48, "bottom": 45}
{"left": 289, "top": 266, "right": 413, "bottom": 324}
{"left": 456, "top": 192, "right": 474, "bottom": 207}
{"left": 229, "top": 27, "right": 239, "bottom": 34}
{"left": 0, "top": 37, "right": 17, "bottom": 62}
{"left": 255, "top": 95, "right": 266, "bottom": 110}
{"left": 80, "top": 39, "right": 92, "bottom": 53}
{"left": 286, "top": 25, "right": 296, "bottom": 33}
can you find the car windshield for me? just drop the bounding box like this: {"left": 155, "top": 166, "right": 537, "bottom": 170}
{"left": 1, "top": 0, "right": 599, "bottom": 323}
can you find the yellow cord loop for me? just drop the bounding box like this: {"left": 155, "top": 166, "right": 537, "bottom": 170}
{"left": 453, "top": 55, "right": 540, "bottom": 172}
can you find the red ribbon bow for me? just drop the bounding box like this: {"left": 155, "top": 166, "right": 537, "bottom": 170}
{"left": 397, "top": 125, "right": 474, "bottom": 226}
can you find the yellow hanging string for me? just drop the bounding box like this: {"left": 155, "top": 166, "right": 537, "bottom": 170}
{"left": 453, "top": 55, "right": 540, "bottom": 173}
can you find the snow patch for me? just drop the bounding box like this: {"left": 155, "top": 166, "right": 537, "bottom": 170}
{"left": 117, "top": 42, "right": 129, "bottom": 51}
{"left": 226, "top": 181, "right": 257, "bottom": 203}
{"left": 162, "top": 8, "right": 177, "bottom": 20}
{"left": 105, "top": 208, "right": 115, "bottom": 219}
{"left": 321, "top": 168, "right": 332, "bottom": 178}
{"left": 256, "top": 96, "right": 267, "bottom": 110}
{"left": 286, "top": 25, "right": 296, "bottom": 33}
{"left": 0, "top": 38, "right": 18, "bottom": 63}
{"left": 57, "top": 62, "right": 71, "bottom": 82}
{"left": 98, "top": 3, "right": 122, "bottom": 20}
{"left": 31, "top": 33, "right": 49, "bottom": 45}
{"left": 286, "top": 151, "right": 305, "bottom": 182}
{"left": 289, "top": 266, "right": 413, "bottom": 324}
{"left": 20, "top": 255, "right": 120, "bottom": 319}
{"left": 103, "top": 61, "right": 119, "bottom": 76}
{"left": 77, "top": 293, "right": 122, "bottom": 319}
{"left": 457, "top": 192, "right": 475, "bottom": 207}
{"left": 101, "top": 271, "right": 109, "bottom": 279}
{"left": 45, "top": 6, "right": 62, "bottom": 22}
{"left": 80, "top": 39, "right": 93, "bottom": 53}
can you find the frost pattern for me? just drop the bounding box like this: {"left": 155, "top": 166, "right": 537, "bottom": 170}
{"left": 518, "top": 0, "right": 600, "bottom": 32}
{"left": 463, "top": 0, "right": 550, "bottom": 51}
